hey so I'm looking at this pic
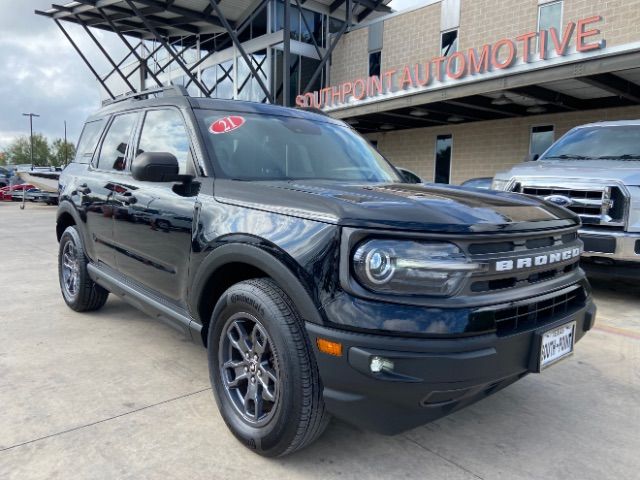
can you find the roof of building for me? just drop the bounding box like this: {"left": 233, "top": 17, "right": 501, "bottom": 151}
{"left": 36, "top": 0, "right": 393, "bottom": 41}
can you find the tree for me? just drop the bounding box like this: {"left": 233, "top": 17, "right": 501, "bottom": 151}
{"left": 0, "top": 152, "right": 7, "bottom": 166}
{"left": 50, "top": 138, "right": 76, "bottom": 167}
{"left": 5, "top": 134, "right": 51, "bottom": 166}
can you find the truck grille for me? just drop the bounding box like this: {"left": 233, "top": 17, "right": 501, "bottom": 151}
{"left": 515, "top": 184, "right": 626, "bottom": 229}
{"left": 470, "top": 285, "right": 587, "bottom": 336}
{"left": 458, "top": 229, "right": 582, "bottom": 295}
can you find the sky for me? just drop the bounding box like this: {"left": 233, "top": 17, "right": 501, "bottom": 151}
{"left": 0, "top": 0, "right": 425, "bottom": 151}
{"left": 0, "top": 1, "right": 127, "bottom": 151}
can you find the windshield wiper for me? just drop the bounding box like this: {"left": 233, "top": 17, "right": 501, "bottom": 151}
{"left": 596, "top": 154, "right": 640, "bottom": 160}
{"left": 543, "top": 154, "right": 593, "bottom": 160}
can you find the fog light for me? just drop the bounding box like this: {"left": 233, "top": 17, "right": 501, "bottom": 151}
{"left": 370, "top": 356, "right": 394, "bottom": 373}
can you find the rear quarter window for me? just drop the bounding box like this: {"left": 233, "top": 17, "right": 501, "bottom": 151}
{"left": 74, "top": 119, "right": 106, "bottom": 164}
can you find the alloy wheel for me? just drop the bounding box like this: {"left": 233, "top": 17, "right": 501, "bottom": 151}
{"left": 219, "top": 313, "right": 280, "bottom": 426}
{"left": 61, "top": 240, "right": 80, "bottom": 299}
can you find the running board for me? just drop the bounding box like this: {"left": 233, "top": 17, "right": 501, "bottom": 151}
{"left": 87, "top": 263, "right": 203, "bottom": 342}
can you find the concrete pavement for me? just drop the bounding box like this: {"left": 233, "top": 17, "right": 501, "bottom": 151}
{"left": 1, "top": 202, "right": 639, "bottom": 479}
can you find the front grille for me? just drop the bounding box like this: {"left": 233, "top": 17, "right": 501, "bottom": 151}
{"left": 516, "top": 184, "right": 626, "bottom": 229}
{"left": 461, "top": 229, "right": 582, "bottom": 294}
{"left": 470, "top": 286, "right": 587, "bottom": 337}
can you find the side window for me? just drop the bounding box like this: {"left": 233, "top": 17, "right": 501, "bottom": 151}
{"left": 97, "top": 113, "right": 138, "bottom": 171}
{"left": 137, "top": 109, "right": 191, "bottom": 174}
{"left": 74, "top": 119, "right": 105, "bottom": 164}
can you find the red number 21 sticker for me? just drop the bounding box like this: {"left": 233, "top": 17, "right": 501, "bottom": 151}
{"left": 209, "top": 115, "right": 246, "bottom": 134}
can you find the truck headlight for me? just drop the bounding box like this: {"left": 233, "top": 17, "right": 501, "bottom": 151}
{"left": 491, "top": 178, "right": 510, "bottom": 190}
{"left": 352, "top": 239, "right": 485, "bottom": 296}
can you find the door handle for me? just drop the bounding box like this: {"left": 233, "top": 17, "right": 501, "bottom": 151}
{"left": 114, "top": 192, "right": 137, "bottom": 205}
{"left": 77, "top": 183, "right": 91, "bottom": 195}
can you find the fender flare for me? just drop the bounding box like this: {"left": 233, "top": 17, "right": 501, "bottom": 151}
{"left": 189, "top": 243, "right": 325, "bottom": 328}
{"left": 56, "top": 200, "right": 85, "bottom": 239}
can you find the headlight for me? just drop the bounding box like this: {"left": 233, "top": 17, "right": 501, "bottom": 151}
{"left": 491, "top": 177, "right": 510, "bottom": 190}
{"left": 352, "top": 239, "right": 485, "bottom": 296}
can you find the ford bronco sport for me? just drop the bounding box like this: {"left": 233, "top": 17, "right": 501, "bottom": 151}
{"left": 56, "top": 86, "right": 596, "bottom": 457}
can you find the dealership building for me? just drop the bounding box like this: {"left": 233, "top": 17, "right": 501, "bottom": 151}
{"left": 39, "top": 0, "right": 640, "bottom": 184}
{"left": 318, "top": 0, "right": 640, "bottom": 184}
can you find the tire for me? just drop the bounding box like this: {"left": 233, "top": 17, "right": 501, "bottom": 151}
{"left": 58, "top": 225, "right": 109, "bottom": 312}
{"left": 208, "top": 278, "right": 329, "bottom": 457}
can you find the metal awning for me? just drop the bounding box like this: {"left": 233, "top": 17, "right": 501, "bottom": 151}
{"left": 36, "top": 0, "right": 392, "bottom": 42}
{"left": 35, "top": 0, "right": 392, "bottom": 105}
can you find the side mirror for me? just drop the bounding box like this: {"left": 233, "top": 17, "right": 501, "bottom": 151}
{"left": 397, "top": 167, "right": 422, "bottom": 184}
{"left": 526, "top": 153, "right": 540, "bottom": 162}
{"left": 131, "top": 152, "right": 181, "bottom": 182}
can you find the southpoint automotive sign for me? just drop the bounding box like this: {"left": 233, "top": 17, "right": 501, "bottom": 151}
{"left": 296, "top": 16, "right": 605, "bottom": 110}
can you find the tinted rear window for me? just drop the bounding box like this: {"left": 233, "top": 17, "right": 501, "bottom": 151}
{"left": 74, "top": 119, "right": 106, "bottom": 164}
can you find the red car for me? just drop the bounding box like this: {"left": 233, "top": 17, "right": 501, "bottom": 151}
{"left": 0, "top": 184, "right": 36, "bottom": 201}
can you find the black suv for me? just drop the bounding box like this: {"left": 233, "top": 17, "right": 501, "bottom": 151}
{"left": 56, "top": 87, "right": 596, "bottom": 457}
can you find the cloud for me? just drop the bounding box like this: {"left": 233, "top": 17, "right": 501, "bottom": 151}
{"left": 0, "top": 1, "right": 126, "bottom": 151}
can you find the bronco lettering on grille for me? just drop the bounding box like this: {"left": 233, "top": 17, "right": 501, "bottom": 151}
{"left": 495, "top": 247, "right": 582, "bottom": 272}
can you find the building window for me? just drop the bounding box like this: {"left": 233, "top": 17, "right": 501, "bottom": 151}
{"left": 368, "top": 21, "right": 383, "bottom": 78}
{"left": 441, "top": 29, "right": 458, "bottom": 57}
{"left": 538, "top": 1, "right": 563, "bottom": 57}
{"left": 530, "top": 125, "right": 555, "bottom": 160}
{"left": 435, "top": 134, "right": 453, "bottom": 184}
{"left": 369, "top": 51, "right": 381, "bottom": 77}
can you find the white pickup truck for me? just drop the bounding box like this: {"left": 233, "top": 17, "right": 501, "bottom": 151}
{"left": 493, "top": 120, "right": 640, "bottom": 277}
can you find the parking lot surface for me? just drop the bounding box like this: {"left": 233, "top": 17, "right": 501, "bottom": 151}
{"left": 1, "top": 202, "right": 639, "bottom": 480}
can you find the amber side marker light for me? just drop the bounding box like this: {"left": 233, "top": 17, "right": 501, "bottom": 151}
{"left": 316, "top": 338, "right": 343, "bottom": 356}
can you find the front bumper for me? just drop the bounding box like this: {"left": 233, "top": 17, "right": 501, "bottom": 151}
{"left": 580, "top": 227, "right": 640, "bottom": 263}
{"left": 306, "top": 299, "right": 596, "bottom": 435}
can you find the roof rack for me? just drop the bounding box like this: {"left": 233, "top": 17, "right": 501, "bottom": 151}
{"left": 101, "top": 85, "right": 189, "bottom": 106}
{"left": 296, "top": 106, "right": 330, "bottom": 117}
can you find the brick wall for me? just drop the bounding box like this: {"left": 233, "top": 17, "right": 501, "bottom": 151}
{"left": 329, "top": 27, "right": 368, "bottom": 86}
{"left": 460, "top": 0, "right": 640, "bottom": 53}
{"left": 458, "top": 0, "right": 538, "bottom": 54}
{"left": 564, "top": 0, "right": 640, "bottom": 47}
{"left": 381, "top": 3, "right": 441, "bottom": 73}
{"left": 375, "top": 105, "right": 640, "bottom": 185}
{"left": 330, "top": 0, "right": 640, "bottom": 87}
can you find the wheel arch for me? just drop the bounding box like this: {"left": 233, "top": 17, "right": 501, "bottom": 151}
{"left": 56, "top": 201, "right": 83, "bottom": 241}
{"left": 190, "top": 243, "right": 325, "bottom": 347}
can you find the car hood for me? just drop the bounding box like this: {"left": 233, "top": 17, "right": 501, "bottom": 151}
{"left": 498, "top": 159, "right": 640, "bottom": 185}
{"left": 214, "top": 180, "right": 578, "bottom": 233}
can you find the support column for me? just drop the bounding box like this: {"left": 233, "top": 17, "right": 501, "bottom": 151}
{"left": 283, "top": 0, "right": 291, "bottom": 106}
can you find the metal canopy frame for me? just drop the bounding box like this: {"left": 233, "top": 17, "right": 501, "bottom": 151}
{"left": 35, "top": 0, "right": 378, "bottom": 105}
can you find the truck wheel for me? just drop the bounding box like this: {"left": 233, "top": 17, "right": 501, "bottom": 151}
{"left": 58, "top": 226, "right": 109, "bottom": 312}
{"left": 208, "top": 278, "right": 329, "bottom": 457}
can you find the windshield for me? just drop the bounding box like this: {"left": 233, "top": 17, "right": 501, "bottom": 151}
{"left": 196, "top": 110, "right": 402, "bottom": 182}
{"left": 540, "top": 125, "right": 640, "bottom": 161}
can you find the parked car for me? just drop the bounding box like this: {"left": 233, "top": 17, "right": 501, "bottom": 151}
{"left": 0, "top": 166, "right": 11, "bottom": 188}
{"left": 493, "top": 120, "right": 640, "bottom": 277}
{"left": 0, "top": 184, "right": 36, "bottom": 202}
{"left": 56, "top": 87, "right": 595, "bottom": 457}
{"left": 461, "top": 177, "right": 493, "bottom": 189}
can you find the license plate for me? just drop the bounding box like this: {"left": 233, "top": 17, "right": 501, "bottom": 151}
{"left": 539, "top": 321, "right": 576, "bottom": 369}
